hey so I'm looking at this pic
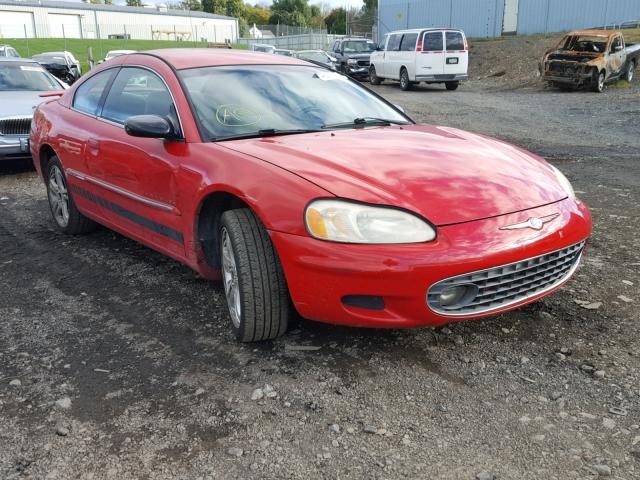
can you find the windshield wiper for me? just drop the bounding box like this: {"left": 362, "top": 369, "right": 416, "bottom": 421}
{"left": 322, "top": 117, "right": 409, "bottom": 130}
{"left": 211, "top": 128, "right": 323, "bottom": 142}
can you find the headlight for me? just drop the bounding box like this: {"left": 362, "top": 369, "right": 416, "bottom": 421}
{"left": 551, "top": 165, "right": 576, "bottom": 200}
{"left": 305, "top": 199, "right": 436, "bottom": 244}
{"left": 347, "top": 59, "right": 358, "bottom": 66}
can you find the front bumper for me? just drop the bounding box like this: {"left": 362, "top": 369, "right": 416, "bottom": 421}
{"left": 416, "top": 74, "right": 468, "bottom": 82}
{"left": 272, "top": 198, "right": 591, "bottom": 328}
{"left": 346, "top": 65, "right": 369, "bottom": 77}
{"left": 0, "top": 135, "right": 31, "bottom": 160}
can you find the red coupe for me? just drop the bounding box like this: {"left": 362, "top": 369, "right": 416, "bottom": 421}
{"left": 30, "top": 49, "right": 592, "bottom": 341}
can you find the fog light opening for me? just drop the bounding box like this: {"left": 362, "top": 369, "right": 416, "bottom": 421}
{"left": 438, "top": 284, "right": 478, "bottom": 309}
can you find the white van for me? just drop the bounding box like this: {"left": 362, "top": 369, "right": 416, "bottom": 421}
{"left": 369, "top": 28, "right": 468, "bottom": 91}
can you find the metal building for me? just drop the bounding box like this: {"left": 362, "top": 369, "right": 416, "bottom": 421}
{"left": 377, "top": 0, "right": 640, "bottom": 39}
{"left": 0, "top": 0, "right": 238, "bottom": 43}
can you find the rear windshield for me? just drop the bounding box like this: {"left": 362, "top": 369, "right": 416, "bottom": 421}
{"left": 423, "top": 32, "right": 443, "bottom": 51}
{"left": 0, "top": 62, "right": 60, "bottom": 91}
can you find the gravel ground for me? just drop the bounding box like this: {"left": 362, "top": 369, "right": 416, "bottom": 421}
{"left": 1, "top": 77, "right": 639, "bottom": 480}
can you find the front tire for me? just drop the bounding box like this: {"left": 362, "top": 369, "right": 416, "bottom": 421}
{"left": 45, "top": 156, "right": 96, "bottom": 235}
{"left": 220, "top": 208, "right": 289, "bottom": 342}
{"left": 399, "top": 68, "right": 411, "bottom": 91}
{"left": 445, "top": 81, "right": 459, "bottom": 91}
{"left": 369, "top": 65, "right": 381, "bottom": 85}
{"left": 591, "top": 70, "right": 605, "bottom": 93}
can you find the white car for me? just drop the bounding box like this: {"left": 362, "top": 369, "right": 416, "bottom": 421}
{"left": 101, "top": 50, "right": 137, "bottom": 63}
{"left": 369, "top": 28, "right": 468, "bottom": 91}
{"left": 295, "top": 50, "right": 337, "bottom": 70}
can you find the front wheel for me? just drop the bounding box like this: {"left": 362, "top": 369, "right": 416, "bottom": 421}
{"left": 591, "top": 70, "right": 605, "bottom": 93}
{"left": 399, "top": 68, "right": 411, "bottom": 91}
{"left": 369, "top": 65, "right": 381, "bottom": 85}
{"left": 445, "top": 81, "right": 459, "bottom": 91}
{"left": 46, "top": 156, "right": 96, "bottom": 234}
{"left": 220, "top": 208, "right": 289, "bottom": 342}
{"left": 625, "top": 60, "right": 635, "bottom": 83}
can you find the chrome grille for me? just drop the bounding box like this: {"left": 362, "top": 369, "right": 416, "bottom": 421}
{"left": 357, "top": 60, "right": 370, "bottom": 67}
{"left": 0, "top": 117, "right": 32, "bottom": 136}
{"left": 427, "top": 241, "right": 585, "bottom": 316}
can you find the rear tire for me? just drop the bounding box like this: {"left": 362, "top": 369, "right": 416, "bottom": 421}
{"left": 591, "top": 70, "right": 605, "bottom": 93}
{"left": 445, "top": 81, "right": 459, "bottom": 91}
{"left": 399, "top": 68, "right": 411, "bottom": 91}
{"left": 369, "top": 65, "right": 381, "bottom": 85}
{"left": 625, "top": 60, "right": 635, "bottom": 83}
{"left": 45, "top": 156, "right": 96, "bottom": 235}
{"left": 220, "top": 208, "right": 289, "bottom": 342}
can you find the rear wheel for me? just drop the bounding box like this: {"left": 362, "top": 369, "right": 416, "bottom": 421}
{"left": 399, "top": 68, "right": 411, "bottom": 91}
{"left": 445, "top": 81, "right": 459, "bottom": 91}
{"left": 591, "top": 70, "right": 605, "bottom": 93}
{"left": 625, "top": 60, "right": 635, "bottom": 83}
{"left": 220, "top": 208, "right": 289, "bottom": 342}
{"left": 46, "top": 156, "right": 96, "bottom": 235}
{"left": 369, "top": 65, "right": 381, "bottom": 85}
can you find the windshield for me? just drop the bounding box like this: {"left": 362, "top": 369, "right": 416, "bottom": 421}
{"left": 342, "top": 41, "right": 376, "bottom": 53}
{"left": 179, "top": 65, "right": 409, "bottom": 141}
{"left": 562, "top": 35, "right": 609, "bottom": 53}
{"left": 0, "top": 63, "right": 60, "bottom": 91}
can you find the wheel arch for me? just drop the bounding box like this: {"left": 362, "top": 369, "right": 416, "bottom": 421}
{"left": 38, "top": 143, "right": 58, "bottom": 176}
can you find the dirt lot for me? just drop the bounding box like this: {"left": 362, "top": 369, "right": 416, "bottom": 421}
{"left": 1, "top": 40, "right": 640, "bottom": 479}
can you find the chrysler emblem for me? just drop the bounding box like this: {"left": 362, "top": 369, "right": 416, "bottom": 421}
{"left": 500, "top": 213, "right": 560, "bottom": 231}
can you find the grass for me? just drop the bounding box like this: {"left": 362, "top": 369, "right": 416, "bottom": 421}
{"left": 5, "top": 37, "right": 247, "bottom": 72}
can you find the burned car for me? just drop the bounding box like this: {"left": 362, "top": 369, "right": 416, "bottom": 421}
{"left": 541, "top": 29, "right": 639, "bottom": 92}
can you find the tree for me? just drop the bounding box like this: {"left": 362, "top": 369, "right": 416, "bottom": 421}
{"left": 181, "top": 0, "right": 203, "bottom": 10}
{"left": 245, "top": 4, "right": 271, "bottom": 26}
{"left": 325, "top": 7, "right": 346, "bottom": 34}
{"left": 269, "top": 0, "right": 311, "bottom": 26}
{"left": 202, "top": 0, "right": 214, "bottom": 13}
{"left": 126, "top": 0, "right": 142, "bottom": 6}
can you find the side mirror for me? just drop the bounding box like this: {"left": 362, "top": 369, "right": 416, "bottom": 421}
{"left": 614, "top": 44, "right": 623, "bottom": 52}
{"left": 125, "top": 115, "right": 179, "bottom": 139}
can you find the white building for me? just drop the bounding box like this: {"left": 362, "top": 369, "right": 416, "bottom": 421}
{"left": 0, "top": 0, "right": 238, "bottom": 43}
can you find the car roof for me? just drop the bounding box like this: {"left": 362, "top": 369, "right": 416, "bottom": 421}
{"left": 568, "top": 29, "right": 618, "bottom": 38}
{"left": 140, "top": 48, "right": 309, "bottom": 70}
{"left": 386, "top": 28, "right": 464, "bottom": 35}
{"left": 0, "top": 57, "right": 37, "bottom": 63}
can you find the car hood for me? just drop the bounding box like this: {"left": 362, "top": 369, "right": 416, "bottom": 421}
{"left": 0, "top": 91, "right": 46, "bottom": 118}
{"left": 221, "top": 125, "right": 567, "bottom": 226}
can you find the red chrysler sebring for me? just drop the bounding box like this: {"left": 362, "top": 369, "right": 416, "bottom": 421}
{"left": 30, "top": 49, "right": 591, "bottom": 341}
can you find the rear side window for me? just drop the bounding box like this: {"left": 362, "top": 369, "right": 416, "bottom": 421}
{"left": 387, "top": 34, "right": 402, "bottom": 51}
{"left": 400, "top": 33, "right": 418, "bottom": 51}
{"left": 100, "top": 67, "right": 177, "bottom": 126}
{"left": 423, "top": 32, "right": 443, "bottom": 52}
{"left": 73, "top": 69, "right": 116, "bottom": 116}
{"left": 446, "top": 31, "right": 465, "bottom": 50}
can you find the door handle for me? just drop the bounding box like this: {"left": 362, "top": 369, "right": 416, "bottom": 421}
{"left": 87, "top": 138, "right": 100, "bottom": 155}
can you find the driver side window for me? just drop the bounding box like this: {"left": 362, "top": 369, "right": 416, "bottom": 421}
{"left": 611, "top": 36, "right": 622, "bottom": 53}
{"left": 100, "top": 67, "right": 179, "bottom": 129}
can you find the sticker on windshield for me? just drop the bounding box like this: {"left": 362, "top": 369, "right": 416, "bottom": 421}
{"left": 313, "top": 71, "right": 343, "bottom": 81}
{"left": 215, "top": 104, "right": 261, "bottom": 127}
{"left": 20, "top": 65, "right": 44, "bottom": 72}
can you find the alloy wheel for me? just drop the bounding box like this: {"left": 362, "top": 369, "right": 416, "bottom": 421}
{"left": 48, "top": 165, "right": 70, "bottom": 228}
{"left": 221, "top": 227, "right": 241, "bottom": 328}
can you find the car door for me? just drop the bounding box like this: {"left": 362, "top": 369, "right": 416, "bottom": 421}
{"left": 417, "top": 31, "right": 445, "bottom": 78}
{"left": 607, "top": 34, "right": 625, "bottom": 77}
{"left": 62, "top": 68, "right": 119, "bottom": 218}
{"left": 444, "top": 30, "right": 468, "bottom": 76}
{"left": 385, "top": 34, "right": 403, "bottom": 79}
{"left": 399, "top": 32, "right": 419, "bottom": 80}
{"left": 87, "top": 66, "right": 187, "bottom": 255}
